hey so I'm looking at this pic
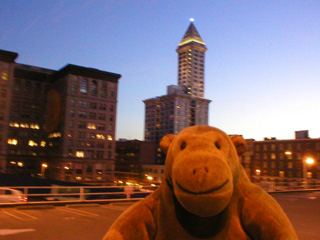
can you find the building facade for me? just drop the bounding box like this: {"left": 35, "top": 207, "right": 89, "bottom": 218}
{"left": 144, "top": 21, "right": 211, "bottom": 143}
{"left": 47, "top": 65, "right": 121, "bottom": 184}
{"left": 144, "top": 85, "right": 210, "bottom": 143}
{"left": 6, "top": 64, "right": 54, "bottom": 176}
{"left": 0, "top": 49, "right": 121, "bottom": 184}
{"left": 250, "top": 131, "right": 320, "bottom": 183}
{"left": 115, "top": 139, "right": 159, "bottom": 183}
{"left": 0, "top": 50, "right": 18, "bottom": 172}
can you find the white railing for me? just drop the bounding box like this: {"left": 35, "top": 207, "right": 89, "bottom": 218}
{"left": 1, "top": 182, "right": 320, "bottom": 205}
{"left": 0, "top": 185, "right": 157, "bottom": 205}
{"left": 255, "top": 181, "right": 320, "bottom": 192}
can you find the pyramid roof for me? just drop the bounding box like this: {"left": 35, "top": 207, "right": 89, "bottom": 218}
{"left": 178, "top": 22, "right": 205, "bottom": 46}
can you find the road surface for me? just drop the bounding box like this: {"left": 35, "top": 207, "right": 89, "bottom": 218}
{"left": 0, "top": 191, "right": 319, "bottom": 240}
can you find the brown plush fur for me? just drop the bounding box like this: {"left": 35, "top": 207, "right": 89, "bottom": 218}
{"left": 103, "top": 125, "right": 298, "bottom": 240}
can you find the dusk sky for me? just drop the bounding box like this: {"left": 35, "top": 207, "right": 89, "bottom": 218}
{"left": 1, "top": 1, "right": 320, "bottom": 141}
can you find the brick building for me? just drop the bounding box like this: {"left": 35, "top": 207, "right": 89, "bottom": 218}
{"left": 250, "top": 131, "right": 320, "bottom": 183}
{"left": 0, "top": 49, "right": 121, "bottom": 184}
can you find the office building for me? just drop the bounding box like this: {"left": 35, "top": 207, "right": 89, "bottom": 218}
{"left": 0, "top": 49, "right": 121, "bottom": 184}
{"left": 144, "top": 21, "right": 211, "bottom": 143}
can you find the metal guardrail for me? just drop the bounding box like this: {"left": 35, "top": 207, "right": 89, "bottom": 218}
{"left": 0, "top": 185, "right": 157, "bottom": 205}
{"left": 256, "top": 181, "right": 320, "bottom": 192}
{"left": 1, "top": 182, "right": 320, "bottom": 206}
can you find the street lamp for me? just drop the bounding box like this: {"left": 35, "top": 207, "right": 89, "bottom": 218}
{"left": 303, "top": 157, "right": 314, "bottom": 188}
{"left": 41, "top": 163, "right": 48, "bottom": 178}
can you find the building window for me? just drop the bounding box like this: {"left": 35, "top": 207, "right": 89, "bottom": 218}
{"left": 7, "top": 139, "right": 18, "bottom": 145}
{"left": 90, "top": 102, "right": 97, "bottom": 109}
{"left": 89, "top": 112, "right": 96, "bottom": 119}
{"left": 79, "top": 100, "right": 87, "bottom": 108}
{"left": 87, "top": 123, "right": 96, "bottom": 130}
{"left": 71, "top": 80, "right": 78, "bottom": 92}
{"left": 87, "top": 150, "right": 94, "bottom": 158}
{"left": 76, "top": 151, "right": 84, "bottom": 158}
{"left": 70, "top": 110, "right": 75, "bottom": 117}
{"left": 96, "top": 134, "right": 105, "bottom": 140}
{"left": 78, "top": 132, "right": 86, "bottom": 138}
{"left": 98, "top": 114, "right": 106, "bottom": 120}
{"left": 100, "top": 82, "right": 107, "bottom": 98}
{"left": 80, "top": 78, "right": 88, "bottom": 94}
{"left": 99, "top": 104, "right": 106, "bottom": 110}
{"left": 91, "top": 80, "right": 97, "bottom": 96}
{"left": 97, "top": 151, "right": 104, "bottom": 158}
{"left": 79, "top": 111, "right": 87, "bottom": 118}
{"left": 97, "top": 124, "right": 105, "bottom": 130}
{"left": 78, "top": 121, "right": 86, "bottom": 129}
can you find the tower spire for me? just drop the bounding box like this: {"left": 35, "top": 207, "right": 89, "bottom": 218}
{"left": 178, "top": 21, "right": 206, "bottom": 46}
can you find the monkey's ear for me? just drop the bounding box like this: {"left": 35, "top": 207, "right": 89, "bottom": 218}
{"left": 230, "top": 135, "right": 247, "bottom": 156}
{"left": 160, "top": 134, "right": 176, "bottom": 154}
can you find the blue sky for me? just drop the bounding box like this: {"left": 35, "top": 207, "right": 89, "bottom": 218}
{"left": 1, "top": 0, "right": 320, "bottom": 140}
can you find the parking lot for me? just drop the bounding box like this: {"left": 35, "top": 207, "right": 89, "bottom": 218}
{"left": 0, "top": 192, "right": 319, "bottom": 240}
{"left": 0, "top": 202, "right": 134, "bottom": 240}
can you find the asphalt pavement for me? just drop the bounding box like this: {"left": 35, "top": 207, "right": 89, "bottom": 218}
{"left": 0, "top": 191, "right": 319, "bottom": 240}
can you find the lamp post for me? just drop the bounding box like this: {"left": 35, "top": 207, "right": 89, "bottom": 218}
{"left": 303, "top": 157, "right": 314, "bottom": 189}
{"left": 41, "top": 163, "right": 48, "bottom": 178}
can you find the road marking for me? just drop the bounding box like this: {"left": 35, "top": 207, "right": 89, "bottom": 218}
{"left": 14, "top": 210, "right": 38, "bottom": 219}
{"left": 57, "top": 207, "right": 99, "bottom": 217}
{"left": 1, "top": 210, "right": 24, "bottom": 220}
{"left": 0, "top": 228, "right": 35, "bottom": 236}
{"left": 101, "top": 205, "right": 129, "bottom": 211}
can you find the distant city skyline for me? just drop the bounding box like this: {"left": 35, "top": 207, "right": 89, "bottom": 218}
{"left": 1, "top": 1, "right": 320, "bottom": 140}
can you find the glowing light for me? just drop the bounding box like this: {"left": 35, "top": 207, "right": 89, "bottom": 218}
{"left": 306, "top": 158, "right": 314, "bottom": 165}
{"left": 8, "top": 139, "right": 18, "bottom": 145}
{"left": 190, "top": 18, "right": 194, "bottom": 22}
{"left": 42, "top": 163, "right": 48, "bottom": 168}
{"left": 285, "top": 151, "right": 292, "bottom": 155}
{"left": 147, "top": 176, "right": 153, "bottom": 180}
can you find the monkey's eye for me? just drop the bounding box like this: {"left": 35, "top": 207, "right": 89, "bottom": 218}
{"left": 215, "top": 142, "right": 221, "bottom": 150}
{"left": 181, "top": 141, "right": 187, "bottom": 150}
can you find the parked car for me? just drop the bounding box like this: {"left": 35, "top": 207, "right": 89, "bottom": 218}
{"left": 0, "top": 187, "right": 27, "bottom": 203}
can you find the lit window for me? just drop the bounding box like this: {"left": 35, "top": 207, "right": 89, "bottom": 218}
{"left": 49, "top": 132, "right": 61, "bottom": 138}
{"left": 96, "top": 134, "right": 105, "bottom": 140}
{"left": 9, "top": 122, "right": 20, "bottom": 128}
{"left": 8, "top": 139, "right": 18, "bottom": 145}
{"left": 107, "top": 135, "right": 113, "bottom": 141}
{"left": 2, "top": 72, "right": 8, "bottom": 81}
{"left": 30, "top": 124, "right": 39, "bottom": 129}
{"left": 40, "top": 141, "right": 46, "bottom": 147}
{"left": 20, "top": 123, "right": 29, "bottom": 128}
{"left": 28, "top": 140, "right": 38, "bottom": 147}
{"left": 279, "top": 171, "right": 285, "bottom": 178}
{"left": 87, "top": 123, "right": 96, "bottom": 130}
{"left": 76, "top": 151, "right": 84, "bottom": 158}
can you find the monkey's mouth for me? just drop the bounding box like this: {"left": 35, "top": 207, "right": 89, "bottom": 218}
{"left": 176, "top": 179, "right": 229, "bottom": 195}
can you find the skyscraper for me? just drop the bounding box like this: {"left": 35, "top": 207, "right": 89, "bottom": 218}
{"left": 177, "top": 20, "right": 207, "bottom": 98}
{"left": 144, "top": 21, "right": 211, "bottom": 143}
